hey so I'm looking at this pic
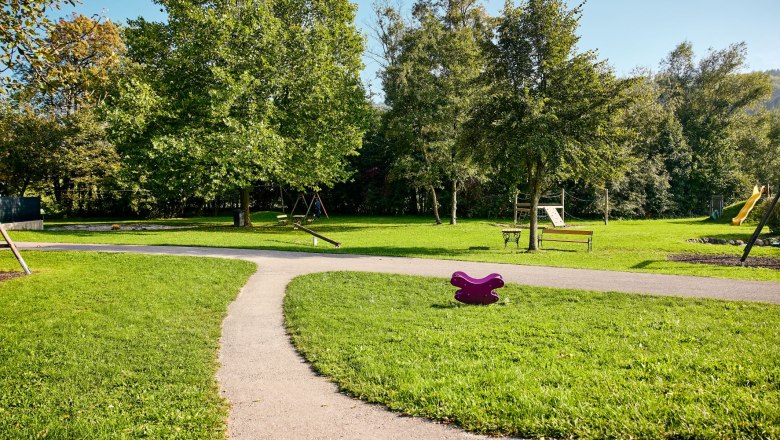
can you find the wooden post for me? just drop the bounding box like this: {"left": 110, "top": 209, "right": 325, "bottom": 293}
{"left": 604, "top": 188, "right": 609, "bottom": 226}
{"left": 315, "top": 193, "right": 329, "bottom": 219}
{"left": 0, "top": 224, "right": 31, "bottom": 275}
{"left": 513, "top": 191, "right": 519, "bottom": 224}
{"left": 561, "top": 189, "right": 565, "bottom": 224}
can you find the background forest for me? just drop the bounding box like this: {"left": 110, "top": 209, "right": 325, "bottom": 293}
{"left": 1, "top": 0, "right": 779, "bottom": 222}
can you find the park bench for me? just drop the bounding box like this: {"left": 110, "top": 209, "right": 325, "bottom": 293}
{"left": 277, "top": 214, "right": 289, "bottom": 225}
{"left": 501, "top": 228, "right": 522, "bottom": 249}
{"left": 538, "top": 228, "right": 593, "bottom": 252}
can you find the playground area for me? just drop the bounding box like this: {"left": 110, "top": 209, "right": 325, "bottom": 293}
{"left": 5, "top": 211, "right": 779, "bottom": 281}
{"left": 1, "top": 194, "right": 779, "bottom": 439}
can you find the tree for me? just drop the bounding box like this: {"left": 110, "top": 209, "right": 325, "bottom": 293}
{"left": 2, "top": 14, "right": 123, "bottom": 214}
{"left": 379, "top": 0, "right": 488, "bottom": 225}
{"left": 0, "top": 0, "right": 78, "bottom": 91}
{"left": 656, "top": 42, "right": 771, "bottom": 211}
{"left": 112, "top": 0, "right": 369, "bottom": 222}
{"left": 0, "top": 101, "right": 59, "bottom": 196}
{"left": 467, "top": 0, "right": 632, "bottom": 249}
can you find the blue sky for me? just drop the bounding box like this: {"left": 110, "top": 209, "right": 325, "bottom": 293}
{"left": 61, "top": 0, "right": 780, "bottom": 98}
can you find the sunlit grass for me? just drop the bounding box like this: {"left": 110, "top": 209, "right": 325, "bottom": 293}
{"left": 11, "top": 212, "right": 780, "bottom": 281}
{"left": 285, "top": 271, "right": 780, "bottom": 439}
{"left": 0, "top": 251, "right": 255, "bottom": 438}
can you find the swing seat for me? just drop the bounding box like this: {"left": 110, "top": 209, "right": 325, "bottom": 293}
{"left": 450, "top": 271, "right": 504, "bottom": 305}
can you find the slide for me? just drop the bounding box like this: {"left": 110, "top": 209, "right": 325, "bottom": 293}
{"left": 731, "top": 186, "right": 765, "bottom": 226}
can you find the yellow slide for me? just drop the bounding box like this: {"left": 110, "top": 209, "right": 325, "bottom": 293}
{"left": 731, "top": 186, "right": 765, "bottom": 226}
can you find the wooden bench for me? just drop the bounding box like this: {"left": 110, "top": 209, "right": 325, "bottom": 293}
{"left": 277, "top": 214, "right": 289, "bottom": 225}
{"left": 538, "top": 228, "right": 593, "bottom": 252}
{"left": 501, "top": 228, "right": 522, "bottom": 249}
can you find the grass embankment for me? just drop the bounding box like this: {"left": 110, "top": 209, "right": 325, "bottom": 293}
{"left": 11, "top": 212, "right": 780, "bottom": 281}
{"left": 285, "top": 272, "right": 780, "bottom": 439}
{"left": 0, "top": 251, "right": 255, "bottom": 438}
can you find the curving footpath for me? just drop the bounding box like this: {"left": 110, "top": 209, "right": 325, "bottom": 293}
{"left": 19, "top": 243, "right": 780, "bottom": 439}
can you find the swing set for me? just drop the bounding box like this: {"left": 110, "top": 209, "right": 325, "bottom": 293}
{"left": 277, "top": 190, "right": 330, "bottom": 225}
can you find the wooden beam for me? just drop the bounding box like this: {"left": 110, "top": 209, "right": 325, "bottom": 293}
{"left": 293, "top": 223, "right": 341, "bottom": 248}
{"left": 0, "top": 224, "right": 31, "bottom": 274}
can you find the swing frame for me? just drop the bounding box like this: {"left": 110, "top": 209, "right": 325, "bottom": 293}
{"left": 289, "top": 192, "right": 329, "bottom": 220}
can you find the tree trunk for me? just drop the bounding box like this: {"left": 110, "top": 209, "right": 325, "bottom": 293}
{"left": 430, "top": 185, "right": 442, "bottom": 225}
{"left": 527, "top": 162, "right": 544, "bottom": 251}
{"left": 450, "top": 180, "right": 457, "bottom": 225}
{"left": 241, "top": 187, "right": 253, "bottom": 227}
{"left": 53, "top": 176, "right": 62, "bottom": 205}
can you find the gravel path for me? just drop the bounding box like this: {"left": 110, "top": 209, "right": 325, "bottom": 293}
{"left": 18, "top": 243, "right": 780, "bottom": 439}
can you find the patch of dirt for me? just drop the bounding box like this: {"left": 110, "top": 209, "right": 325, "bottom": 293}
{"left": 0, "top": 272, "right": 24, "bottom": 282}
{"left": 669, "top": 254, "right": 780, "bottom": 270}
{"left": 47, "top": 224, "right": 193, "bottom": 232}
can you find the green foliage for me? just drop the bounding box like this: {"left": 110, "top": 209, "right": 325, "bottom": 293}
{"left": 0, "top": 251, "right": 255, "bottom": 438}
{"left": 765, "top": 69, "right": 780, "bottom": 110}
{"left": 0, "top": 103, "right": 60, "bottom": 196}
{"left": 112, "top": 0, "right": 370, "bottom": 218}
{"left": 0, "top": 0, "right": 78, "bottom": 91}
{"left": 656, "top": 42, "right": 772, "bottom": 212}
{"left": 0, "top": 15, "right": 123, "bottom": 215}
{"left": 751, "top": 198, "right": 780, "bottom": 234}
{"left": 467, "top": 0, "right": 633, "bottom": 248}
{"left": 379, "top": 0, "right": 489, "bottom": 224}
{"left": 286, "top": 272, "right": 780, "bottom": 438}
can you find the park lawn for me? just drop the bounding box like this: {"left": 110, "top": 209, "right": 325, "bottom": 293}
{"left": 10, "top": 212, "right": 780, "bottom": 281}
{"left": 0, "top": 251, "right": 255, "bottom": 438}
{"left": 285, "top": 272, "right": 780, "bottom": 439}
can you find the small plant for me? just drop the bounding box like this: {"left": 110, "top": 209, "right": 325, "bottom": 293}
{"left": 752, "top": 200, "right": 780, "bottom": 234}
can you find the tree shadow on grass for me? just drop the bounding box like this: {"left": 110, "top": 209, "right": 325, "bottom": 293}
{"left": 631, "top": 260, "right": 660, "bottom": 269}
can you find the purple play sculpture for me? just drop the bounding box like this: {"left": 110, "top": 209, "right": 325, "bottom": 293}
{"left": 450, "top": 271, "right": 504, "bottom": 305}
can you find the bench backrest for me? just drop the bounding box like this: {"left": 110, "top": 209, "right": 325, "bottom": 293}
{"left": 541, "top": 228, "right": 593, "bottom": 236}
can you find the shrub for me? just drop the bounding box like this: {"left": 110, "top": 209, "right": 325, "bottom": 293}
{"left": 752, "top": 199, "right": 780, "bottom": 234}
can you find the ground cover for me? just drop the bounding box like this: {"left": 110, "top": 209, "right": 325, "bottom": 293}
{"left": 285, "top": 271, "right": 780, "bottom": 439}
{"left": 10, "top": 212, "right": 780, "bottom": 281}
{"left": 0, "top": 251, "right": 255, "bottom": 438}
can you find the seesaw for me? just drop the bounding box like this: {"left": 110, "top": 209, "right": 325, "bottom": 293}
{"left": 293, "top": 223, "right": 341, "bottom": 248}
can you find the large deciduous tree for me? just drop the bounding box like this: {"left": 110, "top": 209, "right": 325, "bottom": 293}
{"left": 467, "top": 0, "right": 632, "bottom": 249}
{"left": 655, "top": 42, "right": 771, "bottom": 211}
{"left": 379, "top": 0, "right": 488, "bottom": 225}
{"left": 0, "top": 0, "right": 78, "bottom": 91}
{"left": 112, "top": 0, "right": 369, "bottom": 223}
{"left": 1, "top": 14, "right": 123, "bottom": 214}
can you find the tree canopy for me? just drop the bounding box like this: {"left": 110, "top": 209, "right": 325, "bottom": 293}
{"left": 110, "top": 0, "right": 370, "bottom": 220}
{"left": 466, "top": 0, "right": 633, "bottom": 248}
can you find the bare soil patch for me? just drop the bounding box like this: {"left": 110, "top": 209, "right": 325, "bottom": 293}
{"left": 669, "top": 254, "right": 780, "bottom": 270}
{"left": 47, "top": 224, "right": 193, "bottom": 232}
{"left": 0, "top": 272, "right": 24, "bottom": 282}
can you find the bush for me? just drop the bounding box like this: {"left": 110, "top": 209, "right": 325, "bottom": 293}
{"left": 752, "top": 199, "right": 780, "bottom": 234}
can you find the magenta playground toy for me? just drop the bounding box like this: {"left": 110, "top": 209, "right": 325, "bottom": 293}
{"left": 450, "top": 271, "right": 504, "bottom": 305}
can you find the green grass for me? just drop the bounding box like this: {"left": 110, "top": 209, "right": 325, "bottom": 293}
{"left": 11, "top": 212, "right": 780, "bottom": 281}
{"left": 0, "top": 251, "right": 255, "bottom": 438}
{"left": 284, "top": 272, "right": 780, "bottom": 439}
